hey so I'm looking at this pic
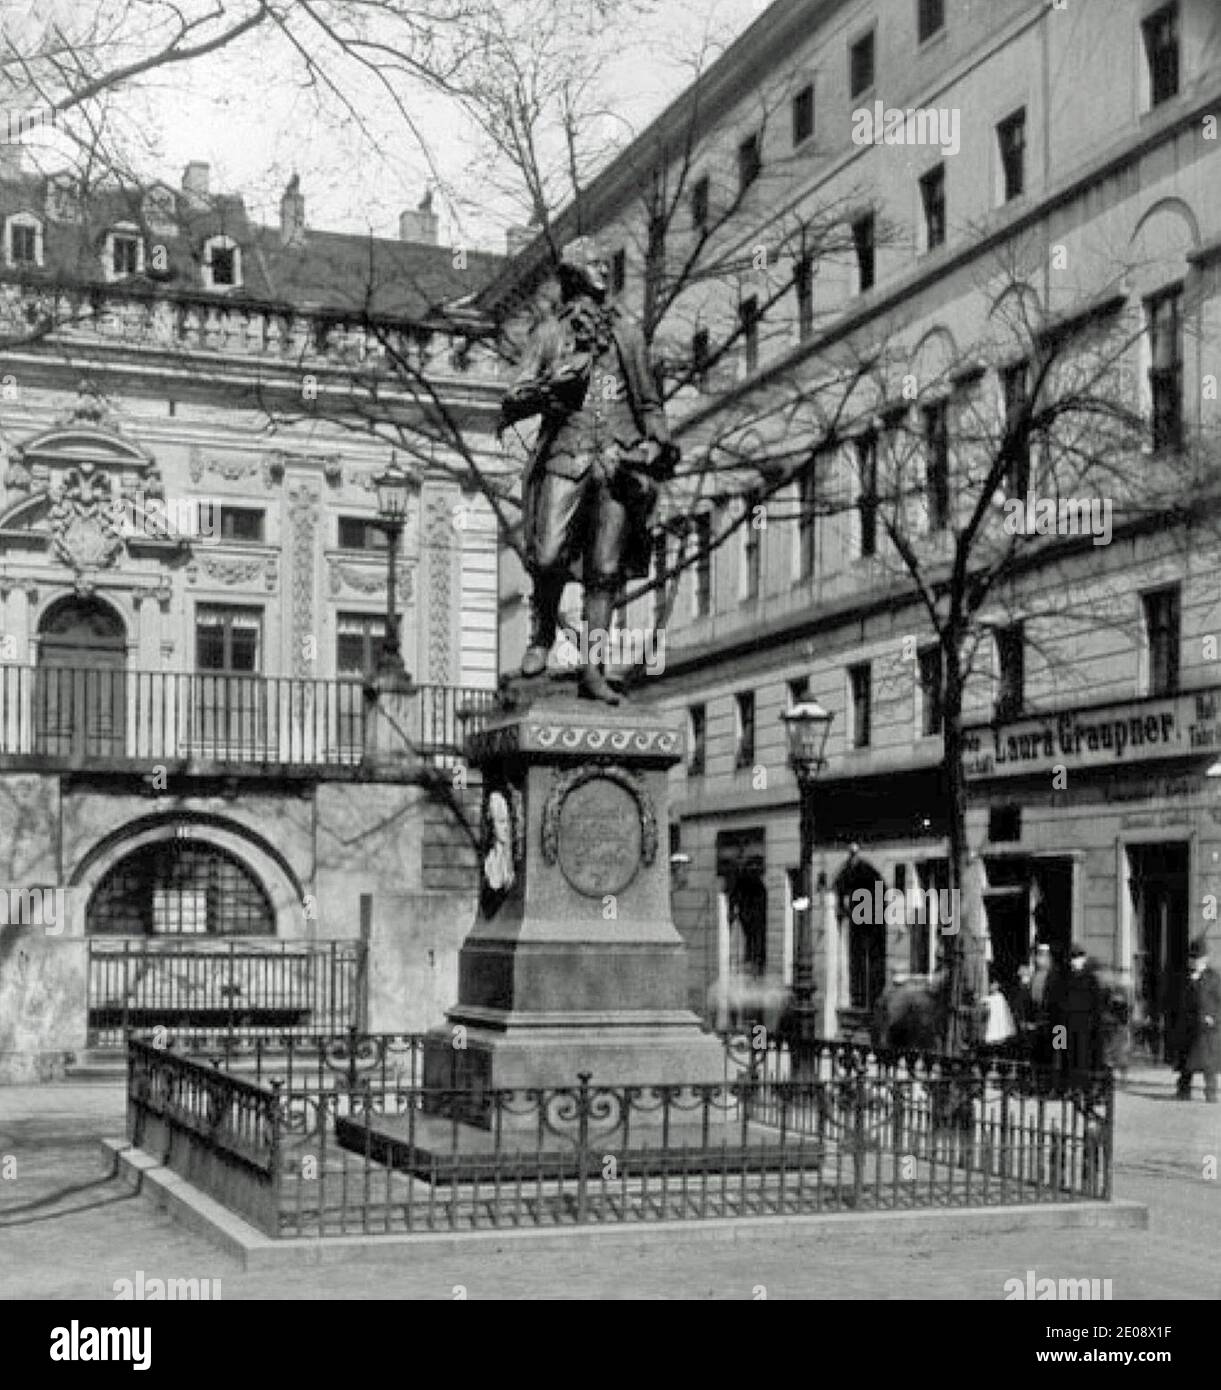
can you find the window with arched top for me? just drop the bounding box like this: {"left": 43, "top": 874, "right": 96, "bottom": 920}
{"left": 5, "top": 212, "right": 43, "bottom": 268}
{"left": 202, "top": 234, "right": 241, "bottom": 290}
{"left": 87, "top": 840, "right": 275, "bottom": 936}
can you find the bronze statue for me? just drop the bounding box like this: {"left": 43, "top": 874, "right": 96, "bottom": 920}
{"left": 497, "top": 236, "right": 678, "bottom": 704}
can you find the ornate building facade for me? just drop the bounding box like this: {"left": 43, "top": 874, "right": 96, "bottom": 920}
{"left": 0, "top": 163, "right": 504, "bottom": 1079}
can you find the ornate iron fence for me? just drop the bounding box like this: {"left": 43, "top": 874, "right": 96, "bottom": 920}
{"left": 127, "top": 1031, "right": 1114, "bottom": 1239}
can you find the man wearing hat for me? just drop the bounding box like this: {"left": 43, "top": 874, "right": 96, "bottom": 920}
{"left": 1048, "top": 944, "right": 1105, "bottom": 1092}
{"left": 497, "top": 235, "right": 678, "bottom": 704}
{"left": 1172, "top": 939, "right": 1219, "bottom": 1102}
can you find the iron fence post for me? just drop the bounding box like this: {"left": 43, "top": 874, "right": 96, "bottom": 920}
{"left": 852, "top": 1071, "right": 866, "bottom": 1207}
{"left": 576, "top": 1071, "right": 591, "bottom": 1223}
{"left": 121, "top": 943, "right": 130, "bottom": 1048}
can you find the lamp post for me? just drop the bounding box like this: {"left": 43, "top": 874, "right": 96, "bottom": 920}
{"left": 781, "top": 700, "right": 834, "bottom": 1059}
{"left": 368, "top": 458, "right": 416, "bottom": 698}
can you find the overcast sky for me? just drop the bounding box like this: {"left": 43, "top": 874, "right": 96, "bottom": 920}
{"left": 63, "top": 0, "right": 768, "bottom": 253}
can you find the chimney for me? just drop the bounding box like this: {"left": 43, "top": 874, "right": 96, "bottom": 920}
{"left": 181, "top": 162, "right": 210, "bottom": 199}
{"left": 505, "top": 225, "right": 535, "bottom": 257}
{"left": 398, "top": 189, "right": 438, "bottom": 245}
{"left": 280, "top": 173, "right": 305, "bottom": 246}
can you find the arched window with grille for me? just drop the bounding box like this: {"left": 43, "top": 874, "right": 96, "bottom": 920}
{"left": 87, "top": 839, "right": 274, "bottom": 936}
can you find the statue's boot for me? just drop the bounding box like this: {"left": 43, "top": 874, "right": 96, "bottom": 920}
{"left": 520, "top": 579, "right": 561, "bottom": 677}
{"left": 579, "top": 665, "right": 621, "bottom": 704}
{"left": 579, "top": 585, "right": 621, "bottom": 705}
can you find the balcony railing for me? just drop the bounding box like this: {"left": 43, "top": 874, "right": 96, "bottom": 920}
{"left": 0, "top": 665, "right": 494, "bottom": 771}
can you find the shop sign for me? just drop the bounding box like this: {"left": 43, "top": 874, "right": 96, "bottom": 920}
{"left": 963, "top": 688, "right": 1221, "bottom": 780}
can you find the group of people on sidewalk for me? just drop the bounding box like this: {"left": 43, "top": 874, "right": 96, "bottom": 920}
{"left": 980, "top": 938, "right": 1219, "bottom": 1101}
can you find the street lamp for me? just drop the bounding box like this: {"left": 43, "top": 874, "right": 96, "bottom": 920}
{"left": 367, "top": 458, "right": 417, "bottom": 699}
{"left": 781, "top": 699, "right": 835, "bottom": 1054}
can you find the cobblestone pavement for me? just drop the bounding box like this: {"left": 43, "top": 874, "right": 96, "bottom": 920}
{"left": 0, "top": 1069, "right": 1216, "bottom": 1300}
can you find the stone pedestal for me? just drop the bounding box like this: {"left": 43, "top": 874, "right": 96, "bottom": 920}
{"left": 422, "top": 689, "right": 725, "bottom": 1108}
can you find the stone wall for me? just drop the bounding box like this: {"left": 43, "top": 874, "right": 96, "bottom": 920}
{"left": 0, "top": 772, "right": 480, "bottom": 1082}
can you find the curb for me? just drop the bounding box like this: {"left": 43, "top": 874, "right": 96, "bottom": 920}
{"left": 102, "top": 1138, "right": 1149, "bottom": 1272}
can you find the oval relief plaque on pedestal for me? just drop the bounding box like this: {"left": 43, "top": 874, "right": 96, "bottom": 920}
{"left": 556, "top": 775, "right": 643, "bottom": 897}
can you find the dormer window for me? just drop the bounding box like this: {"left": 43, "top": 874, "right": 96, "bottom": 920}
{"left": 105, "top": 225, "right": 145, "bottom": 281}
{"left": 202, "top": 234, "right": 241, "bottom": 290}
{"left": 5, "top": 213, "right": 43, "bottom": 268}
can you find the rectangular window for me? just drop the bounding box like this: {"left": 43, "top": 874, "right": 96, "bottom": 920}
{"left": 195, "top": 606, "right": 262, "bottom": 673}
{"left": 610, "top": 247, "right": 627, "bottom": 296}
{"left": 849, "top": 663, "right": 872, "bottom": 749}
{"left": 734, "top": 691, "right": 756, "bottom": 769}
{"left": 792, "top": 83, "right": 815, "bottom": 146}
{"left": 997, "top": 108, "right": 1026, "bottom": 202}
{"left": 989, "top": 805, "right": 1022, "bottom": 843}
{"left": 740, "top": 295, "right": 759, "bottom": 374}
{"left": 741, "top": 492, "right": 761, "bottom": 599}
{"left": 1143, "top": 585, "right": 1180, "bottom": 696}
{"left": 918, "top": 643, "right": 943, "bottom": 736}
{"left": 210, "top": 244, "right": 237, "bottom": 286}
{"left": 692, "top": 513, "right": 713, "bottom": 617}
{"left": 691, "top": 327, "right": 710, "bottom": 388}
{"left": 857, "top": 431, "right": 878, "bottom": 558}
{"left": 336, "top": 612, "right": 386, "bottom": 678}
{"left": 10, "top": 222, "right": 37, "bottom": 265}
{"left": 922, "top": 400, "right": 950, "bottom": 529}
{"left": 917, "top": 0, "right": 945, "bottom": 42}
{"left": 852, "top": 213, "right": 875, "bottom": 293}
{"left": 1143, "top": 3, "right": 1179, "bottom": 107}
{"left": 1001, "top": 361, "right": 1030, "bottom": 495}
{"left": 738, "top": 132, "right": 761, "bottom": 195}
{"left": 1146, "top": 286, "right": 1184, "bottom": 453}
{"left": 797, "top": 469, "right": 816, "bottom": 579}
{"left": 795, "top": 255, "right": 814, "bottom": 341}
{"left": 849, "top": 30, "right": 875, "bottom": 99}
{"left": 201, "top": 506, "right": 264, "bottom": 543}
{"left": 193, "top": 606, "right": 264, "bottom": 753}
{"left": 338, "top": 516, "right": 390, "bottom": 551}
{"left": 919, "top": 164, "right": 946, "bottom": 251}
{"left": 112, "top": 234, "right": 140, "bottom": 277}
{"left": 691, "top": 175, "right": 710, "bottom": 231}
{"left": 688, "top": 704, "right": 707, "bottom": 777}
{"left": 995, "top": 624, "right": 1025, "bottom": 720}
{"left": 788, "top": 675, "right": 810, "bottom": 706}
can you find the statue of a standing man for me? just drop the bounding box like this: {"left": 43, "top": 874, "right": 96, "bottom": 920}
{"left": 497, "top": 236, "right": 678, "bottom": 704}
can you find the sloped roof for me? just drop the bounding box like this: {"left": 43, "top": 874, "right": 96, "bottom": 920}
{"left": 251, "top": 224, "right": 502, "bottom": 322}
{"left": 0, "top": 172, "right": 502, "bottom": 326}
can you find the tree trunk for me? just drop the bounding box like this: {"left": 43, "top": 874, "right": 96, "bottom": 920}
{"left": 941, "top": 627, "right": 970, "bottom": 1055}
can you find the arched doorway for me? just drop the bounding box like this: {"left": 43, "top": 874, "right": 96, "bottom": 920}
{"left": 836, "top": 855, "right": 886, "bottom": 1017}
{"left": 36, "top": 595, "right": 126, "bottom": 756}
{"left": 84, "top": 838, "right": 287, "bottom": 1040}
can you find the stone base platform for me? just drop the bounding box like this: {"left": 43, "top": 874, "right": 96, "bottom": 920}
{"left": 334, "top": 1107, "right": 825, "bottom": 1183}
{"left": 422, "top": 1020, "right": 731, "bottom": 1104}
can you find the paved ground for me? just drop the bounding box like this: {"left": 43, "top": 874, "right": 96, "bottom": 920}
{"left": 0, "top": 1068, "right": 1217, "bottom": 1300}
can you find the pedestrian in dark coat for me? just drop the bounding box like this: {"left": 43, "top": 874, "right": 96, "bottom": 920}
{"left": 1174, "top": 940, "right": 1220, "bottom": 1102}
{"left": 1049, "top": 945, "right": 1104, "bottom": 1091}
